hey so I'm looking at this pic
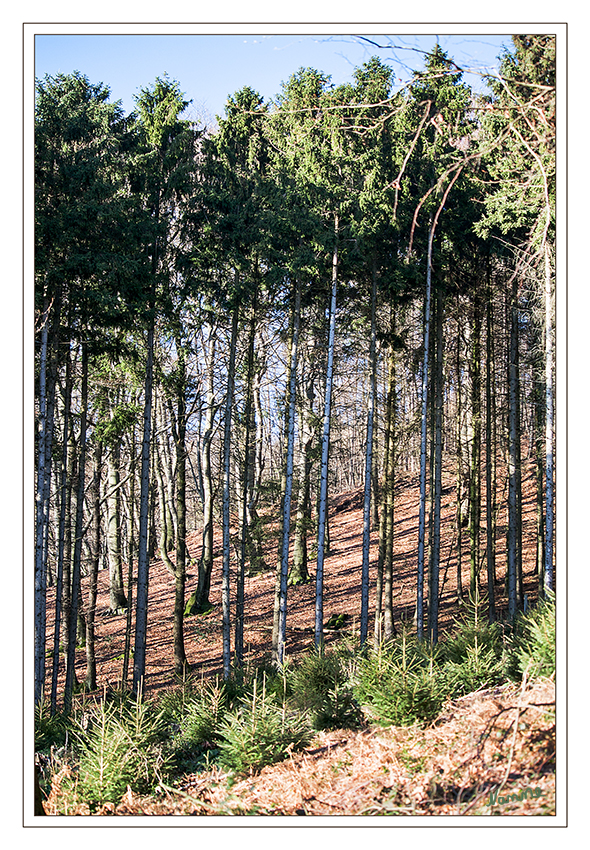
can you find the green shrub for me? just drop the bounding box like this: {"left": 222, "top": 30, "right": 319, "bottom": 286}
{"left": 443, "top": 640, "right": 505, "bottom": 696}
{"left": 441, "top": 612, "right": 505, "bottom": 696}
{"left": 289, "top": 648, "right": 362, "bottom": 730}
{"left": 440, "top": 594, "right": 506, "bottom": 696}
{"left": 217, "top": 680, "right": 313, "bottom": 774}
{"left": 354, "top": 634, "right": 448, "bottom": 726}
{"left": 74, "top": 697, "right": 171, "bottom": 809}
{"left": 181, "top": 682, "right": 226, "bottom": 742}
{"left": 506, "top": 593, "right": 555, "bottom": 680}
{"left": 156, "top": 682, "right": 196, "bottom": 728}
{"left": 35, "top": 702, "right": 70, "bottom": 753}
{"left": 226, "top": 660, "right": 290, "bottom": 706}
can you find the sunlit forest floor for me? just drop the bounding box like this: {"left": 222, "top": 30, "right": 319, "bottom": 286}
{"left": 45, "top": 460, "right": 545, "bottom": 700}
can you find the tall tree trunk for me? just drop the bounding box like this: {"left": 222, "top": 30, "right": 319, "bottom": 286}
{"left": 246, "top": 347, "right": 266, "bottom": 571}
{"left": 235, "top": 301, "right": 256, "bottom": 666}
{"left": 274, "top": 280, "right": 301, "bottom": 667}
{"left": 155, "top": 433, "right": 176, "bottom": 576}
{"left": 50, "top": 348, "right": 72, "bottom": 714}
{"left": 291, "top": 369, "right": 313, "bottom": 586}
{"left": 382, "top": 346, "right": 397, "bottom": 643}
{"left": 35, "top": 292, "right": 61, "bottom": 700}
{"left": 64, "top": 344, "right": 88, "bottom": 712}
{"left": 222, "top": 303, "right": 239, "bottom": 678}
{"left": 533, "top": 336, "right": 546, "bottom": 591}
{"left": 122, "top": 421, "right": 137, "bottom": 685}
{"left": 360, "top": 259, "right": 378, "bottom": 646}
{"left": 61, "top": 387, "right": 77, "bottom": 658}
{"left": 507, "top": 275, "right": 521, "bottom": 619}
{"left": 106, "top": 442, "right": 127, "bottom": 611}
{"left": 133, "top": 322, "right": 155, "bottom": 699}
{"left": 544, "top": 245, "right": 555, "bottom": 592}
{"left": 315, "top": 219, "right": 338, "bottom": 651}
{"left": 85, "top": 440, "right": 102, "bottom": 690}
{"left": 469, "top": 290, "right": 482, "bottom": 599}
{"left": 485, "top": 267, "right": 497, "bottom": 621}
{"left": 455, "top": 299, "right": 465, "bottom": 605}
{"left": 158, "top": 394, "right": 177, "bottom": 549}
{"left": 35, "top": 307, "right": 51, "bottom": 705}
{"left": 428, "top": 286, "right": 444, "bottom": 644}
{"left": 416, "top": 222, "right": 434, "bottom": 640}
{"left": 188, "top": 327, "right": 217, "bottom": 613}
{"left": 172, "top": 346, "right": 188, "bottom": 677}
{"left": 374, "top": 430, "right": 390, "bottom": 649}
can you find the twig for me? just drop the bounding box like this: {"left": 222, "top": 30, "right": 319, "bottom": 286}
{"left": 488, "top": 666, "right": 531, "bottom": 810}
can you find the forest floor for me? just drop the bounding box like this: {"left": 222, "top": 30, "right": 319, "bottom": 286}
{"left": 45, "top": 676, "right": 554, "bottom": 816}
{"left": 43, "top": 461, "right": 556, "bottom": 817}
{"left": 48, "top": 462, "right": 545, "bottom": 697}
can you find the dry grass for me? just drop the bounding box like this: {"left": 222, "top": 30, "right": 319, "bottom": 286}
{"left": 42, "top": 676, "right": 554, "bottom": 817}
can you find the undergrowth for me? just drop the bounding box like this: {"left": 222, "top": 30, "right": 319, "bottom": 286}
{"left": 36, "top": 595, "right": 555, "bottom": 813}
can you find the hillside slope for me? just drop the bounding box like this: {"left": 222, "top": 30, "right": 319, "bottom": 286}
{"left": 43, "top": 676, "right": 555, "bottom": 817}
{"left": 45, "top": 466, "right": 543, "bottom": 700}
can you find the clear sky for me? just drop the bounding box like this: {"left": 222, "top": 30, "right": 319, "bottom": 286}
{"left": 34, "top": 32, "right": 514, "bottom": 126}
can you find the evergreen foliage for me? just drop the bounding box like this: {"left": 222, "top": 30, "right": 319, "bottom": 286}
{"left": 505, "top": 593, "right": 556, "bottom": 680}
{"left": 440, "top": 595, "right": 506, "bottom": 694}
{"left": 71, "top": 697, "right": 171, "bottom": 809}
{"left": 216, "top": 682, "right": 313, "bottom": 773}
{"left": 289, "top": 647, "right": 363, "bottom": 730}
{"left": 353, "top": 631, "right": 447, "bottom": 726}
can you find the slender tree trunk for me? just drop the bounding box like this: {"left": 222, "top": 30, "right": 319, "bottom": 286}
{"left": 173, "top": 348, "right": 188, "bottom": 676}
{"left": 360, "top": 259, "right": 378, "bottom": 646}
{"left": 485, "top": 268, "right": 497, "bottom": 621}
{"left": 416, "top": 222, "right": 434, "bottom": 640}
{"left": 147, "top": 428, "right": 158, "bottom": 563}
{"left": 533, "top": 334, "right": 546, "bottom": 590}
{"left": 374, "top": 438, "right": 389, "bottom": 649}
{"left": 507, "top": 276, "right": 521, "bottom": 619}
{"left": 544, "top": 245, "right": 554, "bottom": 592}
{"left": 274, "top": 281, "right": 301, "bottom": 667}
{"left": 122, "top": 421, "right": 137, "bottom": 685}
{"left": 222, "top": 303, "right": 239, "bottom": 678}
{"left": 61, "top": 394, "right": 76, "bottom": 657}
{"left": 382, "top": 342, "right": 397, "bottom": 643}
{"left": 106, "top": 442, "right": 127, "bottom": 611}
{"left": 64, "top": 344, "right": 88, "bottom": 712}
{"left": 189, "top": 327, "right": 217, "bottom": 613}
{"left": 291, "top": 367, "right": 314, "bottom": 586}
{"left": 158, "top": 395, "right": 177, "bottom": 549}
{"left": 235, "top": 302, "right": 256, "bottom": 666}
{"left": 315, "top": 220, "right": 338, "bottom": 651}
{"left": 35, "top": 309, "right": 50, "bottom": 706}
{"left": 469, "top": 291, "right": 482, "bottom": 599}
{"left": 133, "top": 322, "right": 155, "bottom": 699}
{"left": 85, "top": 440, "right": 102, "bottom": 690}
{"left": 155, "top": 434, "right": 176, "bottom": 576}
{"left": 455, "top": 302, "right": 464, "bottom": 605}
{"left": 291, "top": 420, "right": 310, "bottom": 584}
{"left": 246, "top": 347, "right": 266, "bottom": 571}
{"left": 428, "top": 286, "right": 444, "bottom": 644}
{"left": 50, "top": 348, "right": 72, "bottom": 714}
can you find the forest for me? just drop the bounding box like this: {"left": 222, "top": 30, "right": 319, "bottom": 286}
{"left": 33, "top": 35, "right": 556, "bottom": 817}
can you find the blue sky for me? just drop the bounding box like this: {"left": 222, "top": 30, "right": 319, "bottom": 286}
{"left": 34, "top": 32, "right": 513, "bottom": 126}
